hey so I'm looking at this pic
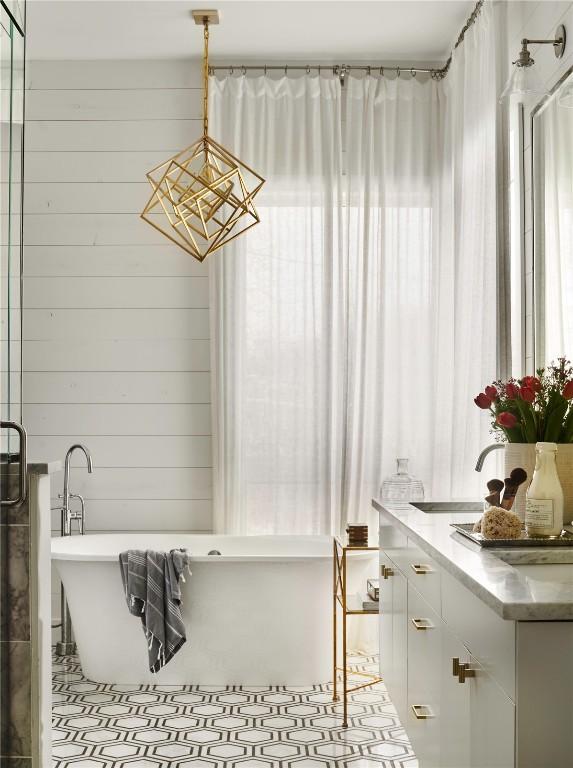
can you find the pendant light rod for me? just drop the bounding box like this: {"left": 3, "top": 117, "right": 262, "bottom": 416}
{"left": 203, "top": 18, "right": 209, "bottom": 137}
{"left": 192, "top": 9, "right": 219, "bottom": 137}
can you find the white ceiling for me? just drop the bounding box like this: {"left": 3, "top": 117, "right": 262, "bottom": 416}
{"left": 26, "top": 0, "right": 476, "bottom": 63}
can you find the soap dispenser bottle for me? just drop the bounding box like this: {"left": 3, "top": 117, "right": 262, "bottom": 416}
{"left": 525, "top": 442, "right": 564, "bottom": 538}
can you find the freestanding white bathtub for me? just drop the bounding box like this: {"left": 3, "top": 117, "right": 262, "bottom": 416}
{"left": 51, "top": 533, "right": 332, "bottom": 685}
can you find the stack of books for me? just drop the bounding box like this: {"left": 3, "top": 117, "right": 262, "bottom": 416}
{"left": 346, "top": 523, "right": 369, "bottom": 547}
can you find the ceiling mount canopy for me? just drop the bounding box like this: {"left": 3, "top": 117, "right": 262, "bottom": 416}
{"left": 141, "top": 9, "right": 265, "bottom": 262}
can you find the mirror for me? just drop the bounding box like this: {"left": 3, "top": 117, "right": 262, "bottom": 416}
{"left": 532, "top": 66, "right": 573, "bottom": 366}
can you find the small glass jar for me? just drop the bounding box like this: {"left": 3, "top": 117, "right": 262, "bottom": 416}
{"left": 380, "top": 458, "right": 425, "bottom": 503}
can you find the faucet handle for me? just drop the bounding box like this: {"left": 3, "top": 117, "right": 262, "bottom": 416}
{"left": 68, "top": 493, "right": 85, "bottom": 534}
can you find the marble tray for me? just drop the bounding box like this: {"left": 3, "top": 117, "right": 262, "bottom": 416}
{"left": 450, "top": 522, "right": 573, "bottom": 548}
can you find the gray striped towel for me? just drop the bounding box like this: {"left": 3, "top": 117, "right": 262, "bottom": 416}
{"left": 119, "top": 549, "right": 191, "bottom": 673}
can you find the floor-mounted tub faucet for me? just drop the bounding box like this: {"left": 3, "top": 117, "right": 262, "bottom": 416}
{"left": 475, "top": 443, "right": 504, "bottom": 472}
{"left": 60, "top": 444, "right": 93, "bottom": 535}
{"left": 54, "top": 443, "right": 93, "bottom": 656}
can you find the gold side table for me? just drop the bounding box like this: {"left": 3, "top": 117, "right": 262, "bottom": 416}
{"left": 333, "top": 536, "right": 382, "bottom": 727}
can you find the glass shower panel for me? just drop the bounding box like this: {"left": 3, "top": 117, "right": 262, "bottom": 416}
{"left": 1, "top": 6, "right": 24, "bottom": 458}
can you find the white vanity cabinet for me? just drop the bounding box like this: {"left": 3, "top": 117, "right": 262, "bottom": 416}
{"left": 377, "top": 499, "right": 573, "bottom": 768}
{"left": 380, "top": 525, "right": 516, "bottom": 768}
{"left": 405, "top": 582, "right": 515, "bottom": 768}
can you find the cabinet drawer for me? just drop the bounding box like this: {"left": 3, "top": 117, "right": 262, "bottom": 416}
{"left": 394, "top": 538, "right": 441, "bottom": 614}
{"left": 441, "top": 570, "right": 516, "bottom": 701}
{"left": 407, "top": 584, "right": 442, "bottom": 767}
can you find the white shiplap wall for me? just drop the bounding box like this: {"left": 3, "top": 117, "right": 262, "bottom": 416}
{"left": 24, "top": 59, "right": 213, "bottom": 537}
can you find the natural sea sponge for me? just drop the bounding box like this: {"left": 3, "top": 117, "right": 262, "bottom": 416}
{"left": 481, "top": 506, "right": 522, "bottom": 540}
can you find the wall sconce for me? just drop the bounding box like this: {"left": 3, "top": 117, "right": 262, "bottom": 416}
{"left": 500, "top": 24, "right": 566, "bottom": 102}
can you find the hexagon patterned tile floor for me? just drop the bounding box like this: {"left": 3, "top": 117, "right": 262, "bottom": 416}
{"left": 52, "top": 650, "right": 417, "bottom": 767}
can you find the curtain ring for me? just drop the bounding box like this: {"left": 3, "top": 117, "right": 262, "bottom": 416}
{"left": 411, "top": 68, "right": 416, "bottom": 78}
{"left": 230, "top": 66, "right": 234, "bottom": 75}
{"left": 397, "top": 67, "right": 401, "bottom": 78}
{"left": 284, "top": 64, "right": 288, "bottom": 76}
{"left": 242, "top": 65, "right": 246, "bottom": 76}
{"left": 306, "top": 65, "right": 310, "bottom": 75}
{"left": 379, "top": 66, "right": 384, "bottom": 76}
{"left": 264, "top": 64, "right": 267, "bottom": 76}
{"left": 318, "top": 65, "right": 321, "bottom": 74}
{"left": 367, "top": 65, "right": 371, "bottom": 76}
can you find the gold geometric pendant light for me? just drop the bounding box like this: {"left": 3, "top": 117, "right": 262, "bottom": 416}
{"left": 141, "top": 9, "right": 265, "bottom": 262}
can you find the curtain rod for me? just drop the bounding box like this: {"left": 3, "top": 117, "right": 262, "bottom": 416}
{"left": 210, "top": 0, "right": 484, "bottom": 84}
{"left": 210, "top": 64, "right": 445, "bottom": 81}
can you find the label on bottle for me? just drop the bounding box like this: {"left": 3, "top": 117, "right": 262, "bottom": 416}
{"left": 525, "top": 498, "right": 554, "bottom": 528}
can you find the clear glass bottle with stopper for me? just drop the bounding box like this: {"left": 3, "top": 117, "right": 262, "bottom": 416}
{"left": 525, "top": 442, "right": 564, "bottom": 538}
{"left": 380, "top": 458, "right": 425, "bottom": 503}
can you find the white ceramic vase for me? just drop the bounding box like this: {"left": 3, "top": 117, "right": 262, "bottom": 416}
{"left": 504, "top": 443, "right": 573, "bottom": 523}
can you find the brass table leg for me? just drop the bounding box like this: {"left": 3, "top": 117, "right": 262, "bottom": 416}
{"left": 332, "top": 538, "right": 339, "bottom": 702}
{"left": 342, "top": 548, "right": 348, "bottom": 728}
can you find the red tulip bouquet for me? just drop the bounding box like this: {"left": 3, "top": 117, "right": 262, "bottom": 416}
{"left": 474, "top": 358, "right": 573, "bottom": 443}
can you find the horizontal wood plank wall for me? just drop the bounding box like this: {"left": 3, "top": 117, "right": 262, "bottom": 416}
{"left": 24, "top": 59, "right": 213, "bottom": 536}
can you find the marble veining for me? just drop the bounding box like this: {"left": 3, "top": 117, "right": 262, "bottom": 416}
{"left": 0, "top": 524, "right": 31, "bottom": 642}
{"left": 374, "top": 498, "right": 573, "bottom": 620}
{"left": 1, "top": 641, "right": 32, "bottom": 758}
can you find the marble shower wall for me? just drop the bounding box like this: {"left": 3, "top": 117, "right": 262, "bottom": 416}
{"left": 1, "top": 463, "right": 55, "bottom": 767}
{"left": 0, "top": 463, "right": 32, "bottom": 765}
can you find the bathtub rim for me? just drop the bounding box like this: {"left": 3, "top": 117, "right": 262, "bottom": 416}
{"left": 50, "top": 532, "right": 351, "bottom": 563}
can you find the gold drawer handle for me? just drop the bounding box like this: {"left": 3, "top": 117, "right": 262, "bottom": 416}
{"left": 411, "top": 618, "right": 434, "bottom": 631}
{"left": 411, "top": 563, "right": 434, "bottom": 575}
{"left": 381, "top": 565, "right": 395, "bottom": 579}
{"left": 411, "top": 704, "right": 435, "bottom": 720}
{"left": 452, "top": 657, "right": 460, "bottom": 676}
{"left": 458, "top": 663, "right": 476, "bottom": 684}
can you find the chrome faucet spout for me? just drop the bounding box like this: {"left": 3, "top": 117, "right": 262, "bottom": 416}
{"left": 63, "top": 444, "right": 93, "bottom": 512}
{"left": 475, "top": 443, "right": 504, "bottom": 472}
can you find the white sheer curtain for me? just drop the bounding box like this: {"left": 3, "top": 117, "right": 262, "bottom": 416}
{"left": 209, "top": 75, "right": 344, "bottom": 535}
{"left": 436, "top": 0, "right": 499, "bottom": 496}
{"left": 209, "top": 2, "right": 499, "bottom": 535}
{"left": 342, "top": 74, "right": 444, "bottom": 523}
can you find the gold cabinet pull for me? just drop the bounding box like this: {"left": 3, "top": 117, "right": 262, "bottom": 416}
{"left": 452, "top": 657, "right": 460, "bottom": 676}
{"left": 458, "top": 663, "right": 476, "bottom": 683}
{"left": 382, "top": 565, "right": 394, "bottom": 579}
{"left": 411, "top": 563, "right": 434, "bottom": 575}
{"left": 411, "top": 704, "right": 435, "bottom": 720}
{"left": 411, "top": 618, "right": 434, "bottom": 631}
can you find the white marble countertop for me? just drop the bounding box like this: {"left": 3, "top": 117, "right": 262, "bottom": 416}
{"left": 374, "top": 498, "right": 573, "bottom": 621}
